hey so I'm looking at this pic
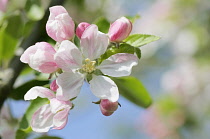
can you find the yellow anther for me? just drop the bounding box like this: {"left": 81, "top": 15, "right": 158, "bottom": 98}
{"left": 82, "top": 58, "right": 96, "bottom": 73}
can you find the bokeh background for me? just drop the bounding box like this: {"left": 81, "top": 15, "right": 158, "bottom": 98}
{"left": 1, "top": 0, "right": 210, "bottom": 139}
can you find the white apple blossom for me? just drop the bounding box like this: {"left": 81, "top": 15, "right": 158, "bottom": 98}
{"left": 24, "top": 86, "right": 72, "bottom": 132}
{"left": 54, "top": 24, "right": 138, "bottom": 102}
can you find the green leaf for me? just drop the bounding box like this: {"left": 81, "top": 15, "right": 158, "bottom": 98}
{"left": 135, "top": 47, "right": 141, "bottom": 59}
{"left": 100, "top": 44, "right": 135, "bottom": 62}
{"left": 112, "top": 76, "right": 152, "bottom": 108}
{"left": 94, "top": 17, "right": 110, "bottom": 33}
{"left": 16, "top": 98, "right": 49, "bottom": 139}
{"left": 0, "top": 23, "right": 19, "bottom": 60}
{"left": 25, "top": 0, "right": 44, "bottom": 21}
{"left": 35, "top": 136, "right": 62, "bottom": 139}
{"left": 74, "top": 35, "right": 80, "bottom": 47}
{"left": 10, "top": 80, "right": 49, "bottom": 100}
{"left": 5, "top": 14, "right": 25, "bottom": 38}
{"left": 124, "top": 34, "right": 160, "bottom": 47}
{"left": 126, "top": 14, "right": 140, "bottom": 23}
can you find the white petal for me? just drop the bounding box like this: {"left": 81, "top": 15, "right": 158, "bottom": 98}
{"left": 56, "top": 72, "right": 84, "bottom": 101}
{"left": 90, "top": 75, "right": 119, "bottom": 102}
{"left": 24, "top": 87, "right": 55, "bottom": 101}
{"left": 53, "top": 108, "right": 70, "bottom": 130}
{"left": 31, "top": 104, "right": 54, "bottom": 132}
{"left": 50, "top": 98, "right": 72, "bottom": 114}
{"left": 80, "top": 24, "right": 109, "bottom": 60}
{"left": 97, "top": 53, "right": 138, "bottom": 77}
{"left": 55, "top": 40, "right": 82, "bottom": 72}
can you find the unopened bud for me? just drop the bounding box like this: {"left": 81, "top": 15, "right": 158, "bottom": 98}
{"left": 46, "top": 6, "right": 75, "bottom": 42}
{"left": 100, "top": 99, "right": 118, "bottom": 116}
{"left": 50, "top": 79, "right": 59, "bottom": 92}
{"left": 76, "top": 22, "right": 90, "bottom": 39}
{"left": 108, "top": 17, "right": 132, "bottom": 42}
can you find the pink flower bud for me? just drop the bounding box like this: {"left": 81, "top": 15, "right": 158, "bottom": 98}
{"left": 100, "top": 99, "right": 118, "bottom": 116}
{"left": 108, "top": 17, "right": 132, "bottom": 42}
{"left": 0, "top": 0, "right": 8, "bottom": 12}
{"left": 46, "top": 6, "right": 75, "bottom": 42}
{"left": 50, "top": 79, "right": 59, "bottom": 92}
{"left": 76, "top": 22, "right": 90, "bottom": 39}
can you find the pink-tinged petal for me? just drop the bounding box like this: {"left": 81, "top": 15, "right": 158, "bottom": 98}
{"left": 80, "top": 24, "right": 109, "bottom": 60}
{"left": 90, "top": 75, "right": 119, "bottom": 102}
{"left": 24, "top": 86, "right": 55, "bottom": 101}
{"left": 97, "top": 53, "right": 138, "bottom": 77}
{"left": 100, "top": 99, "right": 118, "bottom": 111}
{"left": 48, "top": 6, "right": 68, "bottom": 20}
{"left": 29, "top": 49, "right": 57, "bottom": 73}
{"left": 20, "top": 42, "right": 56, "bottom": 63}
{"left": 56, "top": 72, "right": 84, "bottom": 101}
{"left": 31, "top": 104, "right": 54, "bottom": 132}
{"left": 76, "top": 22, "right": 90, "bottom": 39}
{"left": 53, "top": 108, "right": 70, "bottom": 130}
{"left": 55, "top": 40, "right": 82, "bottom": 72}
{"left": 0, "top": 0, "right": 8, "bottom": 12}
{"left": 100, "top": 99, "right": 118, "bottom": 116}
{"left": 47, "top": 6, "right": 75, "bottom": 42}
{"left": 50, "top": 98, "right": 72, "bottom": 114}
{"left": 108, "top": 17, "right": 132, "bottom": 42}
{"left": 50, "top": 79, "right": 59, "bottom": 92}
{"left": 20, "top": 42, "right": 58, "bottom": 73}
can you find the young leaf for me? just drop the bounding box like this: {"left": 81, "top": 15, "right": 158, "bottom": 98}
{"left": 0, "top": 23, "right": 19, "bottom": 60}
{"left": 94, "top": 17, "right": 110, "bottom": 33}
{"left": 74, "top": 35, "right": 80, "bottom": 48}
{"left": 135, "top": 47, "right": 141, "bottom": 59}
{"left": 16, "top": 98, "right": 49, "bottom": 139}
{"left": 10, "top": 80, "right": 49, "bottom": 100}
{"left": 111, "top": 76, "right": 152, "bottom": 108}
{"left": 100, "top": 44, "right": 135, "bottom": 62}
{"left": 124, "top": 34, "right": 160, "bottom": 47}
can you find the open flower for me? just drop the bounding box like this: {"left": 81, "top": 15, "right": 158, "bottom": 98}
{"left": 54, "top": 24, "right": 138, "bottom": 102}
{"left": 20, "top": 42, "right": 58, "bottom": 73}
{"left": 24, "top": 86, "right": 72, "bottom": 132}
{"left": 46, "top": 6, "right": 75, "bottom": 42}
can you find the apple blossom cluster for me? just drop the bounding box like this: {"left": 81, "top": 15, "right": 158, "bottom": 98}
{"left": 20, "top": 5, "right": 138, "bottom": 132}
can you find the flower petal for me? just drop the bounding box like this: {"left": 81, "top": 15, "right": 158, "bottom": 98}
{"left": 56, "top": 72, "right": 84, "bottom": 101}
{"left": 46, "top": 13, "right": 75, "bottom": 42}
{"left": 53, "top": 108, "right": 70, "bottom": 130}
{"left": 20, "top": 42, "right": 56, "bottom": 63}
{"left": 24, "top": 86, "right": 55, "bottom": 101}
{"left": 31, "top": 104, "right": 54, "bottom": 132}
{"left": 48, "top": 6, "right": 68, "bottom": 20}
{"left": 80, "top": 24, "right": 109, "bottom": 60}
{"left": 97, "top": 53, "right": 138, "bottom": 77}
{"left": 90, "top": 75, "right": 119, "bottom": 102}
{"left": 55, "top": 40, "right": 82, "bottom": 72}
{"left": 20, "top": 42, "right": 58, "bottom": 73}
{"left": 50, "top": 98, "right": 72, "bottom": 114}
{"left": 47, "top": 6, "right": 75, "bottom": 42}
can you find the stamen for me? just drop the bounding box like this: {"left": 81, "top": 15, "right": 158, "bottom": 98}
{"left": 82, "top": 58, "right": 96, "bottom": 73}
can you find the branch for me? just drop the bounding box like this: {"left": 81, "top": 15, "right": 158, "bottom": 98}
{"left": 0, "top": 0, "right": 65, "bottom": 109}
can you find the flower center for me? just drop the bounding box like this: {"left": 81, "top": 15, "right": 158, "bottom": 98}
{"left": 82, "top": 58, "right": 96, "bottom": 73}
